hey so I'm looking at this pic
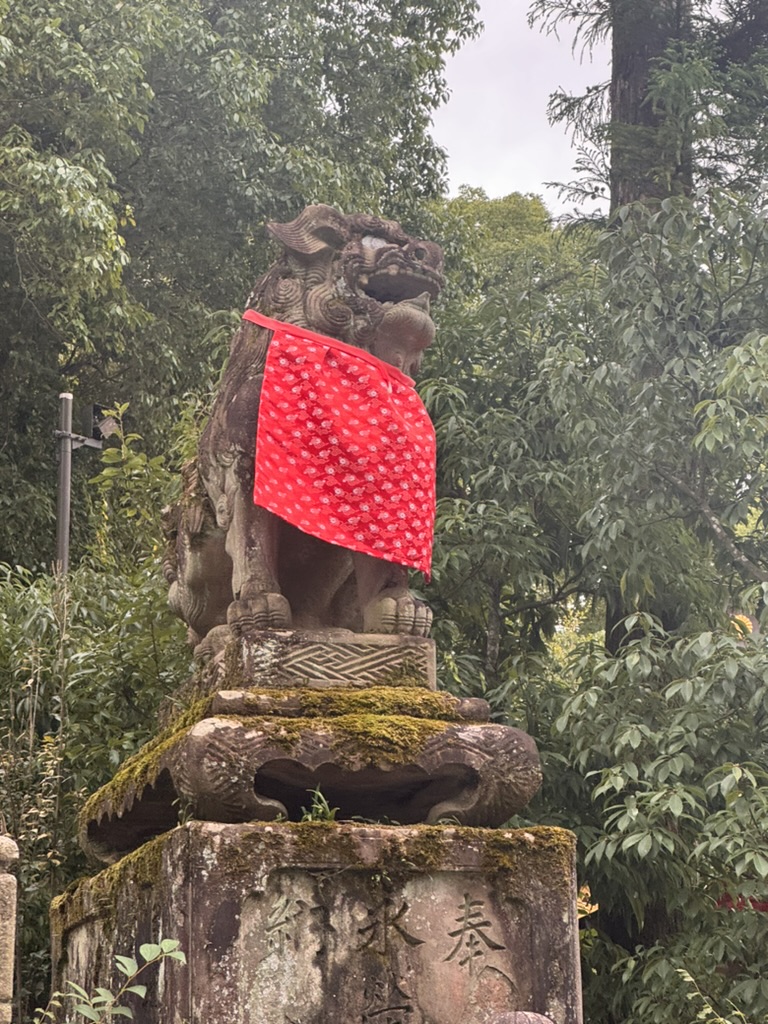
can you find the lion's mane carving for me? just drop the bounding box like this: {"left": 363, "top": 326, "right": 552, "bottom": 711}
{"left": 165, "top": 204, "right": 444, "bottom": 653}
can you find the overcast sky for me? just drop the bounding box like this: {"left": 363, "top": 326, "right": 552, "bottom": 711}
{"left": 431, "top": 0, "right": 610, "bottom": 215}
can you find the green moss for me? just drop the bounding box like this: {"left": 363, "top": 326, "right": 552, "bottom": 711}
{"left": 207, "top": 822, "right": 575, "bottom": 891}
{"left": 398, "top": 827, "right": 451, "bottom": 872}
{"left": 375, "top": 657, "right": 429, "bottom": 688}
{"left": 329, "top": 712, "right": 446, "bottom": 762}
{"left": 238, "top": 686, "right": 465, "bottom": 721}
{"left": 51, "top": 831, "right": 173, "bottom": 935}
{"left": 480, "top": 825, "right": 576, "bottom": 879}
{"left": 78, "top": 697, "right": 212, "bottom": 832}
{"left": 367, "top": 824, "right": 576, "bottom": 884}
{"left": 226, "top": 712, "right": 449, "bottom": 765}
{"left": 222, "top": 636, "right": 247, "bottom": 689}
{"left": 79, "top": 687, "right": 456, "bottom": 838}
{"left": 79, "top": 698, "right": 456, "bottom": 842}
{"left": 213, "top": 820, "right": 362, "bottom": 876}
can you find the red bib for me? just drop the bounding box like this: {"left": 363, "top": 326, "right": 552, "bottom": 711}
{"left": 244, "top": 309, "right": 436, "bottom": 577}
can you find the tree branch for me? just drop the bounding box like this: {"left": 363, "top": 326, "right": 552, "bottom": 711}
{"left": 657, "top": 466, "right": 768, "bottom": 583}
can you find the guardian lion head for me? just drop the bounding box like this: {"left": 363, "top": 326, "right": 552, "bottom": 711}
{"left": 247, "top": 204, "right": 445, "bottom": 377}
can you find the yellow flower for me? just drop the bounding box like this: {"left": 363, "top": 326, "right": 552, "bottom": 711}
{"left": 731, "top": 614, "right": 753, "bottom": 636}
{"left": 577, "top": 884, "right": 599, "bottom": 918}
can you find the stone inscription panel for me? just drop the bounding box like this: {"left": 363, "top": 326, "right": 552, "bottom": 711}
{"left": 240, "top": 873, "right": 324, "bottom": 1024}
{"left": 237, "top": 869, "right": 532, "bottom": 1024}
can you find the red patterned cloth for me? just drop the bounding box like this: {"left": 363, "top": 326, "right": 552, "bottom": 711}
{"left": 243, "top": 309, "right": 436, "bottom": 576}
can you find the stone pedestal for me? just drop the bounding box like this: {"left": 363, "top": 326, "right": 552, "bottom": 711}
{"left": 78, "top": 634, "right": 542, "bottom": 863}
{"left": 58, "top": 630, "right": 581, "bottom": 1021}
{"left": 52, "top": 822, "right": 581, "bottom": 1024}
{"left": 0, "top": 837, "right": 18, "bottom": 1024}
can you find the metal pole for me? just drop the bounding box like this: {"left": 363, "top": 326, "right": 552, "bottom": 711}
{"left": 55, "top": 392, "right": 73, "bottom": 574}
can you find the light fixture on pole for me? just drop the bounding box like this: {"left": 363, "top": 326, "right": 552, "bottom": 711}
{"left": 54, "top": 393, "right": 114, "bottom": 574}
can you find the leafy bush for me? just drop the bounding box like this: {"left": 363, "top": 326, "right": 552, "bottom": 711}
{"left": 0, "top": 560, "right": 189, "bottom": 1018}
{"left": 35, "top": 939, "right": 187, "bottom": 1024}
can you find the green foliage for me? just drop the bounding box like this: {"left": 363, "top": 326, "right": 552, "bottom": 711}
{"left": 426, "top": 181, "right": 768, "bottom": 1023}
{"left": 553, "top": 619, "right": 768, "bottom": 1024}
{"left": 574, "top": 190, "right": 768, "bottom": 621}
{"left": 0, "top": 411, "right": 191, "bottom": 1018}
{"left": 0, "top": 0, "right": 480, "bottom": 568}
{"left": 0, "top": 1, "right": 483, "bottom": 1013}
{"left": 4, "top": 7, "right": 768, "bottom": 1024}
{"left": 531, "top": 0, "right": 768, "bottom": 207}
{"left": 430, "top": 186, "right": 768, "bottom": 672}
{"left": 0, "top": 413, "right": 191, "bottom": 1015}
{"left": 444, "top": 187, "right": 553, "bottom": 288}
{"left": 0, "top": 558, "right": 188, "bottom": 1016}
{"left": 35, "top": 939, "right": 186, "bottom": 1023}
{"left": 300, "top": 786, "right": 339, "bottom": 822}
{"left": 423, "top": 191, "right": 599, "bottom": 706}
{"left": 87, "top": 403, "right": 171, "bottom": 571}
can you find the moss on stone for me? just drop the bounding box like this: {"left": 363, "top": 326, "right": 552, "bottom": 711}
{"left": 338, "top": 823, "right": 574, "bottom": 882}
{"left": 375, "top": 657, "right": 429, "bottom": 688}
{"left": 78, "top": 698, "right": 453, "bottom": 842}
{"left": 52, "top": 831, "right": 173, "bottom": 936}
{"left": 205, "top": 822, "right": 575, "bottom": 890}
{"left": 329, "top": 712, "right": 446, "bottom": 762}
{"left": 238, "top": 686, "right": 464, "bottom": 721}
{"left": 479, "top": 825, "right": 576, "bottom": 893}
{"left": 224, "top": 712, "right": 449, "bottom": 765}
{"left": 78, "top": 697, "right": 212, "bottom": 833}
{"left": 222, "top": 636, "right": 247, "bottom": 688}
{"left": 213, "top": 820, "right": 362, "bottom": 877}
{"left": 385, "top": 824, "right": 576, "bottom": 889}
{"left": 53, "top": 821, "right": 576, "bottom": 952}
{"left": 398, "top": 827, "right": 451, "bottom": 873}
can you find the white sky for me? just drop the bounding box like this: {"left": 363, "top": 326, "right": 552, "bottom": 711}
{"left": 431, "top": 0, "right": 610, "bottom": 215}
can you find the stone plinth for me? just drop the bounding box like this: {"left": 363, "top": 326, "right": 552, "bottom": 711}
{"left": 52, "top": 822, "right": 582, "bottom": 1024}
{"left": 160, "top": 632, "right": 438, "bottom": 730}
{"left": 79, "top": 642, "right": 542, "bottom": 863}
{"left": 0, "top": 836, "right": 18, "bottom": 1024}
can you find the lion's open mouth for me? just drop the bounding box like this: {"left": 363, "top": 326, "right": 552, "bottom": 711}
{"left": 360, "top": 267, "right": 440, "bottom": 304}
{"left": 359, "top": 259, "right": 442, "bottom": 305}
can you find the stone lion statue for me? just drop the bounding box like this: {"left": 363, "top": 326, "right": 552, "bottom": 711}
{"left": 164, "top": 204, "right": 444, "bottom": 653}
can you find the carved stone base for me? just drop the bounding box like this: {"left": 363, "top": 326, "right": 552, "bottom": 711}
{"left": 51, "top": 822, "right": 583, "bottom": 1024}
{"left": 159, "top": 631, "right": 437, "bottom": 729}
{"left": 79, "top": 688, "right": 542, "bottom": 863}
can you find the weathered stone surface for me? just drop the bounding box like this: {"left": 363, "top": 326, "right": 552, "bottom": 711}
{"left": 158, "top": 631, "right": 437, "bottom": 729}
{"left": 59, "top": 200, "right": 580, "bottom": 1024}
{"left": 164, "top": 205, "right": 445, "bottom": 652}
{"left": 173, "top": 716, "right": 540, "bottom": 826}
{"left": 495, "top": 1017, "right": 559, "bottom": 1023}
{"left": 236, "top": 631, "right": 437, "bottom": 689}
{"left": 80, "top": 703, "right": 542, "bottom": 863}
{"left": 52, "top": 822, "right": 582, "bottom": 1024}
{"left": 0, "top": 836, "right": 19, "bottom": 1024}
{"left": 210, "top": 688, "right": 490, "bottom": 721}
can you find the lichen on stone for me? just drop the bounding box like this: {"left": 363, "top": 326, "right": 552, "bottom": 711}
{"left": 374, "top": 657, "right": 428, "bottom": 688}
{"left": 227, "top": 711, "right": 449, "bottom": 765}
{"left": 238, "top": 685, "right": 466, "bottom": 722}
{"left": 479, "top": 825, "right": 576, "bottom": 881}
{"left": 78, "top": 697, "right": 212, "bottom": 834}
{"left": 52, "top": 830, "right": 173, "bottom": 935}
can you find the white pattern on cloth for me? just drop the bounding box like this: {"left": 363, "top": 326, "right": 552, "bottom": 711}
{"left": 245, "top": 310, "right": 436, "bottom": 577}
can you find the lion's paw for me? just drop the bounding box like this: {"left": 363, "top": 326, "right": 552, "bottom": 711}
{"left": 363, "top": 590, "right": 432, "bottom": 637}
{"left": 227, "top": 593, "right": 292, "bottom": 634}
{"left": 192, "top": 624, "right": 232, "bottom": 661}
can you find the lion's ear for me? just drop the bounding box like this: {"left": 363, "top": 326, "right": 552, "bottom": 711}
{"left": 267, "top": 204, "right": 348, "bottom": 257}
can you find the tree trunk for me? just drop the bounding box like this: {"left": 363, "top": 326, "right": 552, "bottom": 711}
{"left": 610, "top": 0, "right": 693, "bottom": 209}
